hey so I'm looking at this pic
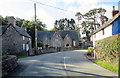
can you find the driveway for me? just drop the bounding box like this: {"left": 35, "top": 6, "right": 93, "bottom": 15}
{"left": 8, "top": 50, "right": 118, "bottom": 77}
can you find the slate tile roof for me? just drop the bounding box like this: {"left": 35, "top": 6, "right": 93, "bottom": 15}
{"left": 0, "top": 24, "right": 31, "bottom": 38}
{"left": 37, "top": 30, "right": 79, "bottom": 41}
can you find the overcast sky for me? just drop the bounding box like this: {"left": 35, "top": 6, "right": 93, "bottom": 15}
{"left": 0, "top": 0, "right": 119, "bottom": 30}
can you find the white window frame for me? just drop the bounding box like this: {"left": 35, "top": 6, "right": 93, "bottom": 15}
{"left": 73, "top": 41, "right": 76, "bottom": 46}
{"left": 23, "top": 36, "right": 25, "bottom": 40}
{"left": 26, "top": 44, "right": 29, "bottom": 51}
{"left": 23, "top": 44, "right": 25, "bottom": 50}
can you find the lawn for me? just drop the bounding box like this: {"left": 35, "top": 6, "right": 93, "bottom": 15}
{"left": 93, "top": 60, "right": 118, "bottom": 73}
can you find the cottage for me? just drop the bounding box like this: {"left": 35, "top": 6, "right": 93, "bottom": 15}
{"left": 93, "top": 6, "right": 120, "bottom": 47}
{"left": 0, "top": 16, "right": 32, "bottom": 55}
{"left": 37, "top": 30, "right": 79, "bottom": 49}
{"left": 93, "top": 6, "right": 120, "bottom": 58}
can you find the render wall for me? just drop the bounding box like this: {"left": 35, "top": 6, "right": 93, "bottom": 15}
{"left": 93, "top": 24, "right": 112, "bottom": 47}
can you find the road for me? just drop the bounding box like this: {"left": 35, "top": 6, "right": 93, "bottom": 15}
{"left": 8, "top": 50, "right": 117, "bottom": 77}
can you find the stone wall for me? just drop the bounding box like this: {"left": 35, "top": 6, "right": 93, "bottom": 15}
{"left": 33, "top": 47, "right": 80, "bottom": 55}
{"left": 2, "top": 25, "right": 22, "bottom": 55}
{"left": 2, "top": 55, "right": 18, "bottom": 77}
{"left": 51, "top": 32, "right": 63, "bottom": 48}
{"left": 1, "top": 25, "right": 31, "bottom": 55}
{"left": 64, "top": 35, "right": 72, "bottom": 48}
{"left": 42, "top": 31, "right": 79, "bottom": 49}
{"left": 43, "top": 36, "right": 50, "bottom": 48}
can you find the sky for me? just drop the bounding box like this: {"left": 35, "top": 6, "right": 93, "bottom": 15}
{"left": 0, "top": 0, "right": 119, "bottom": 30}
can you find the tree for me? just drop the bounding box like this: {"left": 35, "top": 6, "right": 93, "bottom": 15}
{"left": 76, "top": 8, "right": 108, "bottom": 41}
{"left": 0, "top": 15, "right": 47, "bottom": 48}
{"left": 21, "top": 19, "right": 46, "bottom": 48}
{"left": 54, "top": 18, "right": 75, "bottom": 30}
{"left": 83, "top": 8, "right": 108, "bottom": 30}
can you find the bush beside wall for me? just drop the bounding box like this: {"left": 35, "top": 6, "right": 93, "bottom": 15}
{"left": 95, "top": 33, "right": 120, "bottom": 66}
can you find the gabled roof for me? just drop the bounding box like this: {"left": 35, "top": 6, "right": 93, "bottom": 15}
{"left": 37, "top": 30, "right": 79, "bottom": 41}
{"left": 0, "top": 24, "right": 31, "bottom": 38}
{"left": 94, "top": 12, "right": 120, "bottom": 34}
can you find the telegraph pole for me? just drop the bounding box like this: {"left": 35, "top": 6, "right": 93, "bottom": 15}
{"left": 34, "top": 3, "right": 37, "bottom": 49}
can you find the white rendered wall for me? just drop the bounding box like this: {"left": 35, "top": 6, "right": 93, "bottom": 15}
{"left": 93, "top": 24, "right": 112, "bottom": 47}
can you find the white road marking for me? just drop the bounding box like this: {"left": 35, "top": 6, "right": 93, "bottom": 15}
{"left": 64, "top": 57, "right": 67, "bottom": 69}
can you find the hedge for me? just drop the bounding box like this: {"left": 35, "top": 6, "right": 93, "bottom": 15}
{"left": 95, "top": 33, "right": 120, "bottom": 66}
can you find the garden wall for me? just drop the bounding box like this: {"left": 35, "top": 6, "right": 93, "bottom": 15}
{"left": 95, "top": 33, "right": 120, "bottom": 65}
{"left": 2, "top": 55, "right": 18, "bottom": 77}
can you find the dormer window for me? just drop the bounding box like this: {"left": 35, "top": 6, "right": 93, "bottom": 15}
{"left": 23, "top": 36, "right": 25, "bottom": 40}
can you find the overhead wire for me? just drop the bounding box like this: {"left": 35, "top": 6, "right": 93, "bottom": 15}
{"left": 29, "top": 0, "right": 74, "bottom": 14}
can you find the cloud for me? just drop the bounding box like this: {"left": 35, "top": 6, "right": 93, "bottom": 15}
{"left": 24, "top": 8, "right": 55, "bottom": 30}
{"left": 62, "top": 0, "right": 76, "bottom": 4}
{"left": 36, "top": 8, "right": 55, "bottom": 30}
{"left": 0, "top": 0, "right": 118, "bottom": 30}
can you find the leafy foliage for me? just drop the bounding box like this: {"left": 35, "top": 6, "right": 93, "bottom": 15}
{"left": 95, "top": 34, "right": 120, "bottom": 65}
{"left": 86, "top": 47, "right": 93, "bottom": 55}
{"left": 75, "top": 8, "right": 108, "bottom": 40}
{"left": 37, "top": 41, "right": 43, "bottom": 47}
{"left": 2, "top": 55, "right": 8, "bottom": 60}
{"left": 54, "top": 18, "right": 75, "bottom": 30}
{"left": 1, "top": 15, "right": 47, "bottom": 47}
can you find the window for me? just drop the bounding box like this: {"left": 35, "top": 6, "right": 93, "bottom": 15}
{"left": 29, "top": 38, "right": 31, "bottom": 40}
{"left": 55, "top": 39, "right": 58, "bottom": 42}
{"left": 23, "top": 36, "right": 25, "bottom": 40}
{"left": 102, "top": 29, "right": 104, "bottom": 35}
{"left": 26, "top": 44, "right": 29, "bottom": 51}
{"left": 73, "top": 41, "right": 76, "bottom": 46}
{"left": 23, "top": 44, "right": 25, "bottom": 50}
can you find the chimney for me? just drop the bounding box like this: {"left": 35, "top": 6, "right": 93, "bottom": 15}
{"left": 8, "top": 16, "right": 16, "bottom": 26}
{"left": 101, "top": 20, "right": 105, "bottom": 25}
{"left": 112, "top": 6, "right": 119, "bottom": 17}
{"left": 113, "top": 6, "right": 115, "bottom": 11}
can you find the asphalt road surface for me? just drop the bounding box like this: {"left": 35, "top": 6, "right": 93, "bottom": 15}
{"left": 8, "top": 50, "right": 118, "bottom": 77}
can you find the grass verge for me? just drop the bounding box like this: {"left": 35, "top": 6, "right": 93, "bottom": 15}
{"left": 93, "top": 60, "right": 118, "bottom": 73}
{"left": 17, "top": 55, "right": 30, "bottom": 59}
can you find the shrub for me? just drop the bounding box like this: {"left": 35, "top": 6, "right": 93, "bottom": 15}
{"left": 95, "top": 33, "right": 120, "bottom": 65}
{"left": 2, "top": 55, "right": 8, "bottom": 60}
{"left": 86, "top": 47, "right": 93, "bottom": 56}
{"left": 49, "top": 46, "right": 54, "bottom": 48}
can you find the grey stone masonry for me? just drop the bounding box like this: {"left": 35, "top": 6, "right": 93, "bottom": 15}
{"left": 1, "top": 24, "right": 32, "bottom": 55}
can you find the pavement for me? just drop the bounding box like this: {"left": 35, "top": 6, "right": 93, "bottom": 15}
{"left": 8, "top": 50, "right": 118, "bottom": 77}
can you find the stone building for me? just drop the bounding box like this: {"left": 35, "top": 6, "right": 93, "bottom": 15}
{"left": 0, "top": 16, "right": 32, "bottom": 55}
{"left": 37, "top": 30, "right": 79, "bottom": 49}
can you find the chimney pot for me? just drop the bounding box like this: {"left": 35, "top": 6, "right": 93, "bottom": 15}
{"left": 8, "top": 16, "right": 16, "bottom": 26}
{"left": 113, "top": 6, "right": 115, "bottom": 11}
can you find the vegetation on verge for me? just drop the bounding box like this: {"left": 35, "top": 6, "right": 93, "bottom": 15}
{"left": 93, "top": 60, "right": 118, "bottom": 73}
{"left": 17, "top": 55, "right": 30, "bottom": 59}
{"left": 95, "top": 34, "right": 120, "bottom": 64}
{"left": 86, "top": 47, "right": 93, "bottom": 55}
{"left": 2, "top": 55, "right": 8, "bottom": 60}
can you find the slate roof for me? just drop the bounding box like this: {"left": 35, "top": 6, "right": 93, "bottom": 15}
{"left": 0, "top": 24, "right": 31, "bottom": 38}
{"left": 94, "top": 12, "right": 120, "bottom": 34}
{"left": 37, "top": 30, "right": 79, "bottom": 41}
